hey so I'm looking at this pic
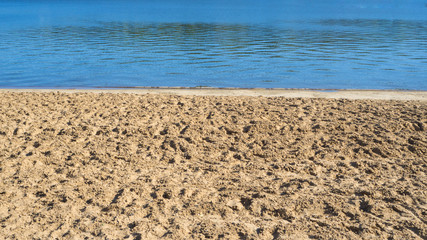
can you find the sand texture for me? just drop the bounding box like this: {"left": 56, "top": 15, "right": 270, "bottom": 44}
{"left": 0, "top": 92, "right": 426, "bottom": 239}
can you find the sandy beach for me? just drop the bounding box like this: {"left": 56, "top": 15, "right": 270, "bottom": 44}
{"left": 0, "top": 90, "right": 426, "bottom": 239}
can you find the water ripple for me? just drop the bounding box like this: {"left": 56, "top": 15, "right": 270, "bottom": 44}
{"left": 1, "top": 18, "right": 427, "bottom": 89}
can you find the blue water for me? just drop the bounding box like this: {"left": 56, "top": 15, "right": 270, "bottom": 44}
{"left": 1, "top": 0, "right": 426, "bottom": 89}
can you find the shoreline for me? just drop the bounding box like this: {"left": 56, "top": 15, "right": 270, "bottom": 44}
{"left": 1, "top": 88, "right": 426, "bottom": 100}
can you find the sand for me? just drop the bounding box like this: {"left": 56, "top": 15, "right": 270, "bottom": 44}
{"left": 1, "top": 88, "right": 426, "bottom": 100}
{"left": 0, "top": 91, "right": 426, "bottom": 239}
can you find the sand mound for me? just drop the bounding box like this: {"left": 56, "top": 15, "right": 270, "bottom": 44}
{"left": 0, "top": 92, "right": 426, "bottom": 239}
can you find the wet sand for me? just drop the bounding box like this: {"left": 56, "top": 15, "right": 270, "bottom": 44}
{"left": 0, "top": 90, "right": 426, "bottom": 239}
{"left": 1, "top": 88, "right": 426, "bottom": 100}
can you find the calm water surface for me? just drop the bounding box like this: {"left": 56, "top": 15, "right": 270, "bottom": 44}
{"left": 1, "top": 0, "right": 427, "bottom": 89}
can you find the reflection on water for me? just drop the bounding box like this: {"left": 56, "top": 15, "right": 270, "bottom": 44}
{"left": 0, "top": 1, "right": 427, "bottom": 89}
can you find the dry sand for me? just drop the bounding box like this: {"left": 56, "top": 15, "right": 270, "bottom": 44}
{"left": 0, "top": 91, "right": 426, "bottom": 239}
